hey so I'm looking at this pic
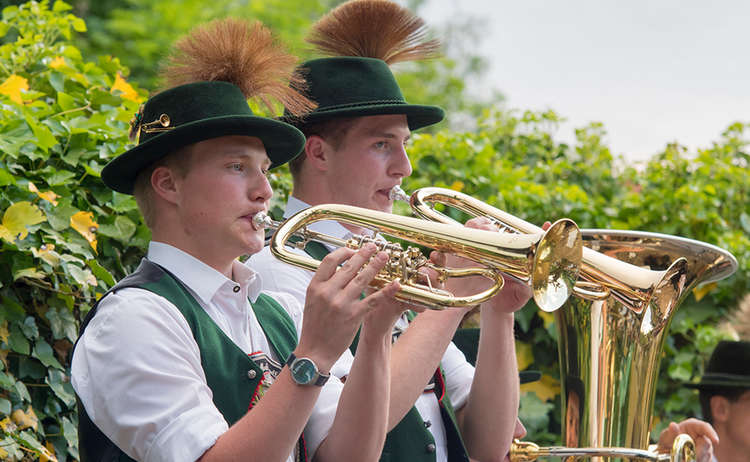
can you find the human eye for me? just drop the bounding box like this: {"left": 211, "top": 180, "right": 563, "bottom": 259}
{"left": 374, "top": 140, "right": 389, "bottom": 151}
{"left": 228, "top": 162, "right": 244, "bottom": 172}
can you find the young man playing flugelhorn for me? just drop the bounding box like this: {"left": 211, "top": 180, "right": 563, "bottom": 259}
{"left": 248, "top": 2, "right": 529, "bottom": 461}
{"left": 72, "top": 18, "right": 408, "bottom": 462}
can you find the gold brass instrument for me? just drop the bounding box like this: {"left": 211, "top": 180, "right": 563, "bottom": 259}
{"left": 253, "top": 202, "right": 583, "bottom": 310}
{"left": 391, "top": 186, "right": 739, "bottom": 461}
{"left": 396, "top": 186, "right": 690, "bottom": 313}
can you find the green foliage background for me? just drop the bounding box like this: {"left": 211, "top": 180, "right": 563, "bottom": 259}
{"left": 0, "top": 1, "right": 746, "bottom": 460}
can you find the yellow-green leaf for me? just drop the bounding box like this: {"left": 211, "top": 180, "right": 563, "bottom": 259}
{"left": 110, "top": 73, "right": 140, "bottom": 102}
{"left": 13, "top": 267, "right": 47, "bottom": 281}
{"left": 11, "top": 406, "right": 38, "bottom": 431}
{"left": 0, "top": 74, "right": 28, "bottom": 104}
{"left": 521, "top": 374, "right": 560, "bottom": 402}
{"left": 70, "top": 211, "right": 98, "bottom": 251}
{"left": 0, "top": 321, "right": 8, "bottom": 343}
{"left": 32, "top": 244, "right": 60, "bottom": 267}
{"left": 0, "top": 201, "right": 46, "bottom": 242}
{"left": 49, "top": 56, "right": 66, "bottom": 69}
{"left": 29, "top": 182, "right": 59, "bottom": 206}
{"left": 693, "top": 282, "right": 717, "bottom": 302}
{"left": 515, "top": 340, "right": 534, "bottom": 371}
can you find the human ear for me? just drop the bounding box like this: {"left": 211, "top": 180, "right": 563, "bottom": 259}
{"left": 150, "top": 166, "right": 180, "bottom": 204}
{"left": 710, "top": 395, "right": 730, "bottom": 423}
{"left": 304, "top": 135, "right": 330, "bottom": 172}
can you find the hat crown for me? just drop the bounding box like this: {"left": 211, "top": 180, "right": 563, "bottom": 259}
{"left": 705, "top": 340, "right": 750, "bottom": 377}
{"left": 136, "top": 82, "right": 253, "bottom": 145}
{"left": 302, "top": 57, "right": 405, "bottom": 111}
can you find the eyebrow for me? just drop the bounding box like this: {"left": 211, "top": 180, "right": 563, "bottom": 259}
{"left": 222, "top": 151, "right": 271, "bottom": 166}
{"left": 364, "top": 130, "right": 411, "bottom": 142}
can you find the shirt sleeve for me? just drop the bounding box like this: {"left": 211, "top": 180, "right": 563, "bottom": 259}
{"left": 441, "top": 341, "right": 476, "bottom": 411}
{"left": 71, "top": 288, "right": 228, "bottom": 462}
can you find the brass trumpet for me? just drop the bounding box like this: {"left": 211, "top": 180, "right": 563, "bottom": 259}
{"left": 393, "top": 186, "right": 689, "bottom": 312}
{"left": 253, "top": 202, "right": 583, "bottom": 311}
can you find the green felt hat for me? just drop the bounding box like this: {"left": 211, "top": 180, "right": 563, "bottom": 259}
{"left": 284, "top": 57, "right": 444, "bottom": 131}
{"left": 686, "top": 340, "right": 750, "bottom": 389}
{"left": 102, "top": 81, "right": 305, "bottom": 194}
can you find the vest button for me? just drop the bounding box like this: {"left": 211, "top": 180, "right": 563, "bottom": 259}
{"left": 424, "top": 419, "right": 432, "bottom": 428}
{"left": 233, "top": 286, "right": 240, "bottom": 293}
{"left": 247, "top": 370, "right": 257, "bottom": 379}
{"left": 426, "top": 443, "right": 436, "bottom": 453}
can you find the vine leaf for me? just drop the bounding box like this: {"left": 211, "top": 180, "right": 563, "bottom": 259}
{"left": 69, "top": 211, "right": 98, "bottom": 251}
{"left": 0, "top": 74, "right": 29, "bottom": 104}
{"left": 0, "top": 201, "right": 46, "bottom": 242}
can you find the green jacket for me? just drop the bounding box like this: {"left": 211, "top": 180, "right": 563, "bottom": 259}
{"left": 74, "top": 259, "right": 301, "bottom": 462}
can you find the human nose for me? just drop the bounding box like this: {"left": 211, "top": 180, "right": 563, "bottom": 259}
{"left": 250, "top": 173, "right": 273, "bottom": 203}
{"left": 389, "top": 144, "right": 412, "bottom": 178}
{"left": 513, "top": 419, "right": 527, "bottom": 439}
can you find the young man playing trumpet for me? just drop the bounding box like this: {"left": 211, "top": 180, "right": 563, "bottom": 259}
{"left": 71, "top": 19, "right": 408, "bottom": 462}
{"left": 248, "top": 2, "right": 528, "bottom": 461}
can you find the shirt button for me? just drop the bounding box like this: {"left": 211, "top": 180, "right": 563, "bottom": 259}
{"left": 233, "top": 286, "right": 240, "bottom": 293}
{"left": 426, "top": 443, "right": 436, "bottom": 453}
{"left": 247, "top": 370, "right": 257, "bottom": 379}
{"left": 424, "top": 420, "right": 432, "bottom": 428}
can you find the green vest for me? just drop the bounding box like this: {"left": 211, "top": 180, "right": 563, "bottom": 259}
{"left": 74, "top": 259, "right": 302, "bottom": 462}
{"left": 301, "top": 240, "right": 470, "bottom": 462}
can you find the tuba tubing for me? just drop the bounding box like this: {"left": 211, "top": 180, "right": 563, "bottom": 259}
{"left": 403, "top": 186, "right": 689, "bottom": 312}
{"left": 254, "top": 203, "right": 583, "bottom": 311}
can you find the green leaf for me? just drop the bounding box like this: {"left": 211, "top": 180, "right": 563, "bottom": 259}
{"left": 8, "top": 326, "right": 30, "bottom": 355}
{"left": 0, "top": 371, "right": 15, "bottom": 390}
{"left": 45, "top": 307, "right": 77, "bottom": 342}
{"left": 68, "top": 264, "right": 95, "bottom": 286}
{"left": 740, "top": 213, "right": 750, "bottom": 234}
{"left": 71, "top": 16, "right": 87, "bottom": 32}
{"left": 0, "top": 167, "right": 14, "bottom": 186}
{"left": 47, "top": 369, "right": 75, "bottom": 407}
{"left": 56, "top": 91, "right": 76, "bottom": 111}
{"left": 53, "top": 1, "right": 72, "bottom": 12}
{"left": 18, "top": 356, "right": 46, "bottom": 379}
{"left": 32, "top": 339, "right": 63, "bottom": 370}
{"left": 0, "top": 397, "right": 10, "bottom": 415}
{"left": 20, "top": 317, "right": 38, "bottom": 340}
{"left": 13, "top": 267, "right": 46, "bottom": 281}
{"left": 15, "top": 380, "right": 30, "bottom": 402}
{"left": 1, "top": 296, "right": 25, "bottom": 322}
{"left": 87, "top": 259, "right": 115, "bottom": 286}
{"left": 98, "top": 215, "right": 136, "bottom": 241}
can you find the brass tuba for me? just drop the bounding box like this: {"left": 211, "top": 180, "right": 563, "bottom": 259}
{"left": 253, "top": 202, "right": 583, "bottom": 311}
{"left": 393, "top": 186, "right": 738, "bottom": 461}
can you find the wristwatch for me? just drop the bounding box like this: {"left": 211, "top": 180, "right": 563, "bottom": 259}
{"left": 286, "top": 353, "right": 330, "bottom": 386}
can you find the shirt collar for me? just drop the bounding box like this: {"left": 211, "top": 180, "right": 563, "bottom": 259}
{"left": 147, "top": 241, "right": 264, "bottom": 304}
{"left": 285, "top": 196, "right": 357, "bottom": 241}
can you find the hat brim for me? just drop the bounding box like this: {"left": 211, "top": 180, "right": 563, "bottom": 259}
{"left": 284, "top": 103, "right": 445, "bottom": 131}
{"left": 102, "top": 115, "right": 305, "bottom": 194}
{"left": 685, "top": 380, "right": 750, "bottom": 389}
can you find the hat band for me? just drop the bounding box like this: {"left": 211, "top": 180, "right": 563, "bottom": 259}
{"left": 314, "top": 99, "right": 407, "bottom": 112}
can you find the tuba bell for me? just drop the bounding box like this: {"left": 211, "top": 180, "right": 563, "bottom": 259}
{"left": 253, "top": 202, "right": 583, "bottom": 311}
{"left": 392, "top": 186, "right": 738, "bottom": 461}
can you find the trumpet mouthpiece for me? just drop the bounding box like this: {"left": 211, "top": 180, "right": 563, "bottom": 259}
{"left": 389, "top": 185, "right": 410, "bottom": 202}
{"left": 252, "top": 212, "right": 272, "bottom": 231}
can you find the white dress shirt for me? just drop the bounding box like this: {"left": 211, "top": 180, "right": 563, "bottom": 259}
{"left": 247, "top": 196, "right": 476, "bottom": 462}
{"left": 72, "top": 241, "right": 342, "bottom": 462}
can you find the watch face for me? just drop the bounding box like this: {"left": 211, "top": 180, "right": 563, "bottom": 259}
{"left": 291, "top": 358, "right": 317, "bottom": 385}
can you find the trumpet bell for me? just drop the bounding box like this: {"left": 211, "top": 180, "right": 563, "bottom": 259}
{"left": 531, "top": 218, "right": 583, "bottom": 312}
